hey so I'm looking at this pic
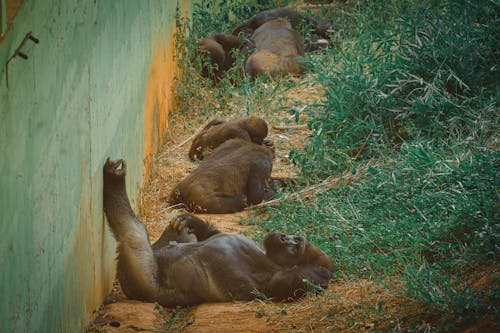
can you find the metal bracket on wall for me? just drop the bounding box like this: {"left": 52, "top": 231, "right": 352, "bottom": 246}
{"left": 5, "top": 31, "right": 39, "bottom": 88}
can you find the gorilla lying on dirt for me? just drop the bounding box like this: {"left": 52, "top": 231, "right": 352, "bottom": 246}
{"left": 172, "top": 138, "right": 274, "bottom": 213}
{"left": 188, "top": 116, "right": 269, "bottom": 161}
{"left": 233, "top": 8, "right": 333, "bottom": 50}
{"left": 244, "top": 17, "right": 306, "bottom": 77}
{"left": 196, "top": 34, "right": 246, "bottom": 82}
{"left": 197, "top": 8, "right": 332, "bottom": 80}
{"left": 103, "top": 158, "right": 334, "bottom": 306}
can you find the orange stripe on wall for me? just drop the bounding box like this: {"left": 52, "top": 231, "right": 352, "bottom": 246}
{"left": 143, "top": 31, "right": 180, "bottom": 182}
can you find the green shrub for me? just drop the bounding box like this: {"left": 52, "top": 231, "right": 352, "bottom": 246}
{"left": 254, "top": 0, "right": 499, "bottom": 324}
{"left": 292, "top": 0, "right": 499, "bottom": 179}
{"left": 263, "top": 145, "right": 499, "bottom": 273}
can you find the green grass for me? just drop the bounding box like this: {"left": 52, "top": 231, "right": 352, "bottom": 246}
{"left": 261, "top": 145, "right": 499, "bottom": 272}
{"left": 174, "top": 0, "right": 499, "bottom": 330}
{"left": 273, "top": 0, "right": 499, "bottom": 329}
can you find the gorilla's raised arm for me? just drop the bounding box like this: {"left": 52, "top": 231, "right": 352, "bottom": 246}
{"left": 103, "top": 158, "right": 159, "bottom": 301}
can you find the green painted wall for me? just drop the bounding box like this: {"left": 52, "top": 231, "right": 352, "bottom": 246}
{"left": 0, "top": 1, "right": 195, "bottom": 332}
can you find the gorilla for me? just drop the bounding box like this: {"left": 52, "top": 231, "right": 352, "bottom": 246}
{"left": 103, "top": 158, "right": 334, "bottom": 306}
{"left": 196, "top": 34, "right": 247, "bottom": 82}
{"left": 233, "top": 8, "right": 332, "bottom": 45}
{"left": 171, "top": 138, "right": 274, "bottom": 213}
{"left": 244, "top": 18, "right": 306, "bottom": 77}
{"left": 188, "top": 116, "right": 269, "bottom": 161}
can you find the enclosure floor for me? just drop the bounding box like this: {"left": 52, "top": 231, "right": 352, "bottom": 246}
{"left": 85, "top": 51, "right": 497, "bottom": 333}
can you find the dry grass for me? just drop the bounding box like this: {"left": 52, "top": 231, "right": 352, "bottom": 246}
{"left": 160, "top": 278, "right": 434, "bottom": 333}
{"left": 138, "top": 73, "right": 323, "bottom": 239}
{"left": 246, "top": 162, "right": 370, "bottom": 210}
{"left": 89, "top": 64, "right": 498, "bottom": 333}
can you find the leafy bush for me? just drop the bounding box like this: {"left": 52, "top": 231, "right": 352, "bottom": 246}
{"left": 256, "top": 0, "right": 499, "bottom": 325}
{"left": 262, "top": 144, "right": 499, "bottom": 273}
{"left": 291, "top": 0, "right": 499, "bottom": 179}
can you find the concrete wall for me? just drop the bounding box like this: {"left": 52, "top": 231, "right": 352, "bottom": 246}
{"left": 0, "top": 1, "right": 194, "bottom": 331}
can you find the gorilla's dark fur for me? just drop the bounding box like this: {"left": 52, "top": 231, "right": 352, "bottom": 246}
{"left": 244, "top": 18, "right": 306, "bottom": 77}
{"left": 189, "top": 116, "right": 268, "bottom": 161}
{"left": 171, "top": 138, "right": 274, "bottom": 213}
{"left": 103, "top": 158, "right": 334, "bottom": 306}
{"left": 196, "top": 34, "right": 244, "bottom": 82}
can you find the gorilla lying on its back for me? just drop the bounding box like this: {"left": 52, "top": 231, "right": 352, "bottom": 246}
{"left": 103, "top": 158, "right": 334, "bottom": 306}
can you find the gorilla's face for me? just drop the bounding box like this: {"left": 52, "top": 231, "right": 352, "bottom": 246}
{"left": 264, "top": 231, "right": 306, "bottom": 267}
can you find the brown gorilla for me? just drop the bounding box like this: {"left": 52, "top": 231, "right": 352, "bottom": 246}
{"left": 188, "top": 116, "right": 268, "bottom": 161}
{"left": 171, "top": 138, "right": 275, "bottom": 213}
{"left": 244, "top": 18, "right": 306, "bottom": 77}
{"left": 103, "top": 158, "right": 334, "bottom": 306}
{"left": 196, "top": 34, "right": 244, "bottom": 82}
{"left": 233, "top": 8, "right": 332, "bottom": 45}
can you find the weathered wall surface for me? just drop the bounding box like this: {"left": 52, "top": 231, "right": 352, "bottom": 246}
{"left": 0, "top": 1, "right": 193, "bottom": 331}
